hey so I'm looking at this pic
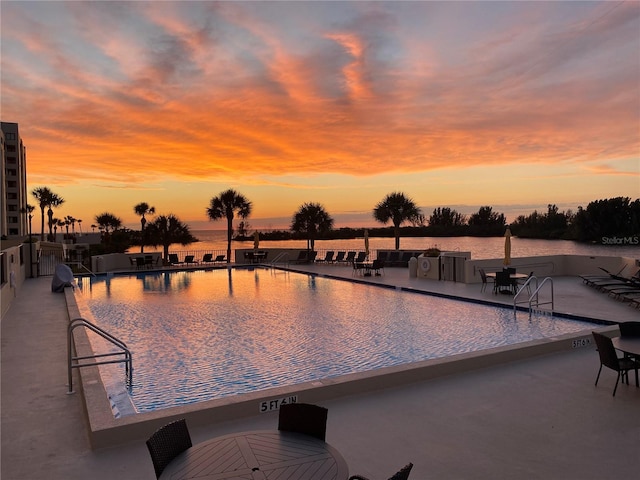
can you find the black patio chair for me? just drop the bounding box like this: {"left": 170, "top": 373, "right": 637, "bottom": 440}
{"left": 371, "top": 258, "right": 385, "bottom": 276}
{"left": 334, "top": 251, "right": 346, "bottom": 264}
{"left": 494, "top": 271, "right": 515, "bottom": 295}
{"left": 591, "top": 331, "right": 639, "bottom": 396}
{"left": 318, "top": 251, "right": 335, "bottom": 263}
{"left": 478, "top": 268, "right": 494, "bottom": 293}
{"left": 354, "top": 251, "right": 367, "bottom": 263}
{"left": 619, "top": 321, "right": 640, "bottom": 337}
{"left": 278, "top": 403, "right": 328, "bottom": 441}
{"left": 349, "top": 462, "right": 413, "bottom": 480}
{"left": 146, "top": 418, "right": 192, "bottom": 478}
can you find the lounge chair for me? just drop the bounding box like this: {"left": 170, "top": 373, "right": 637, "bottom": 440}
{"left": 349, "top": 463, "right": 413, "bottom": 480}
{"left": 201, "top": 253, "right": 213, "bottom": 264}
{"left": 307, "top": 251, "right": 317, "bottom": 263}
{"left": 591, "top": 331, "right": 639, "bottom": 396}
{"left": 168, "top": 253, "right": 181, "bottom": 266}
{"left": 278, "top": 403, "right": 328, "bottom": 441}
{"left": 146, "top": 418, "right": 192, "bottom": 479}
{"left": 377, "top": 251, "right": 388, "bottom": 263}
{"left": 317, "top": 251, "right": 335, "bottom": 263}
{"left": 354, "top": 251, "right": 367, "bottom": 263}
{"left": 184, "top": 255, "right": 197, "bottom": 265}
{"left": 293, "top": 251, "right": 308, "bottom": 263}
{"left": 213, "top": 254, "right": 226, "bottom": 263}
{"left": 334, "top": 251, "right": 346, "bottom": 264}
{"left": 387, "top": 251, "right": 400, "bottom": 266}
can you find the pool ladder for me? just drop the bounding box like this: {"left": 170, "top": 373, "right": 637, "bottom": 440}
{"left": 270, "top": 252, "right": 290, "bottom": 268}
{"left": 514, "top": 276, "right": 554, "bottom": 317}
{"left": 67, "top": 317, "right": 132, "bottom": 394}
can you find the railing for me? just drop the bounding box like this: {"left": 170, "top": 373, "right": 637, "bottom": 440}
{"left": 67, "top": 317, "right": 132, "bottom": 394}
{"left": 270, "top": 252, "right": 290, "bottom": 267}
{"left": 526, "top": 277, "right": 554, "bottom": 317}
{"left": 513, "top": 276, "right": 539, "bottom": 311}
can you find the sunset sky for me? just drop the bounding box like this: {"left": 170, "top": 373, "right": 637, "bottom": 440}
{"left": 2, "top": 1, "right": 638, "bottom": 231}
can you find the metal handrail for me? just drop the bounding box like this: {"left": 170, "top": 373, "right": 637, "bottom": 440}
{"left": 65, "top": 261, "right": 96, "bottom": 277}
{"left": 270, "top": 252, "right": 290, "bottom": 267}
{"left": 67, "top": 317, "right": 132, "bottom": 394}
{"left": 528, "top": 277, "right": 554, "bottom": 317}
{"left": 513, "top": 275, "right": 538, "bottom": 311}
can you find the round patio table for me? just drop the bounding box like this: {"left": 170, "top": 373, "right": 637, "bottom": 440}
{"left": 159, "top": 429, "right": 349, "bottom": 480}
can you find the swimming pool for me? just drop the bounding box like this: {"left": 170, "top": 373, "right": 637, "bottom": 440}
{"left": 77, "top": 268, "right": 596, "bottom": 414}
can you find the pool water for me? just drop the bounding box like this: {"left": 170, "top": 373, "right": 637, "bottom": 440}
{"left": 77, "top": 268, "right": 595, "bottom": 414}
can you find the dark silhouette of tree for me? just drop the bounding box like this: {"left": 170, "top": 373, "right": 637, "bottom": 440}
{"left": 134, "top": 202, "right": 155, "bottom": 253}
{"left": 95, "top": 212, "right": 122, "bottom": 233}
{"left": 31, "top": 186, "right": 64, "bottom": 241}
{"left": 290, "top": 203, "right": 334, "bottom": 252}
{"left": 206, "top": 189, "right": 252, "bottom": 263}
{"left": 468, "top": 206, "right": 506, "bottom": 236}
{"left": 428, "top": 207, "right": 466, "bottom": 227}
{"left": 373, "top": 192, "right": 421, "bottom": 249}
{"left": 146, "top": 214, "right": 198, "bottom": 262}
{"left": 570, "top": 197, "right": 640, "bottom": 242}
{"left": 511, "top": 204, "right": 572, "bottom": 239}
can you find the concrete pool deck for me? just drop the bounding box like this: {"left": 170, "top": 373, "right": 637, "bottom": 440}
{"left": 2, "top": 265, "right": 639, "bottom": 479}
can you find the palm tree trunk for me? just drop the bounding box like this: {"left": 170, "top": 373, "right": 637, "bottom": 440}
{"left": 226, "top": 217, "right": 233, "bottom": 263}
{"left": 39, "top": 206, "right": 46, "bottom": 241}
{"left": 394, "top": 225, "right": 400, "bottom": 250}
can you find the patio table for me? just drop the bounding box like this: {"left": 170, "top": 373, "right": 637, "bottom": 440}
{"left": 159, "top": 429, "right": 348, "bottom": 480}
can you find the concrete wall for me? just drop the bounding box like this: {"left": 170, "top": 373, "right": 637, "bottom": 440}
{"left": 1, "top": 244, "right": 27, "bottom": 319}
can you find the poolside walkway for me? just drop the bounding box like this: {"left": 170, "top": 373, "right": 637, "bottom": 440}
{"left": 2, "top": 265, "right": 638, "bottom": 480}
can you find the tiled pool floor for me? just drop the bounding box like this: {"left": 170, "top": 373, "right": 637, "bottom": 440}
{"left": 2, "top": 268, "right": 638, "bottom": 479}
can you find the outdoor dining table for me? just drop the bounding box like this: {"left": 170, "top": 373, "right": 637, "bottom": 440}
{"left": 355, "top": 261, "right": 375, "bottom": 276}
{"left": 612, "top": 336, "right": 640, "bottom": 359}
{"left": 159, "top": 430, "right": 349, "bottom": 480}
{"left": 486, "top": 272, "right": 529, "bottom": 294}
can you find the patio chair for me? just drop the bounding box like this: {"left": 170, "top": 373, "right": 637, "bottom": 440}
{"left": 202, "top": 253, "right": 213, "bottom": 264}
{"left": 478, "top": 268, "right": 494, "bottom": 293}
{"left": 349, "top": 462, "right": 413, "bottom": 480}
{"left": 135, "top": 257, "right": 145, "bottom": 270}
{"left": 293, "top": 251, "right": 308, "bottom": 264}
{"left": 168, "top": 254, "right": 181, "bottom": 266}
{"left": 354, "top": 251, "right": 367, "bottom": 263}
{"left": 184, "top": 255, "right": 197, "bottom": 265}
{"left": 278, "top": 403, "right": 328, "bottom": 441}
{"left": 387, "top": 251, "right": 400, "bottom": 267}
{"left": 494, "top": 271, "right": 515, "bottom": 295}
{"left": 591, "top": 331, "right": 639, "bottom": 396}
{"left": 146, "top": 418, "right": 192, "bottom": 478}
{"left": 318, "top": 251, "right": 335, "bottom": 263}
{"left": 377, "top": 251, "right": 388, "bottom": 263}
{"left": 619, "top": 321, "right": 640, "bottom": 338}
{"left": 343, "top": 251, "right": 357, "bottom": 264}
{"left": 334, "top": 251, "right": 346, "bottom": 264}
{"left": 214, "top": 254, "right": 226, "bottom": 263}
{"left": 371, "top": 258, "right": 385, "bottom": 276}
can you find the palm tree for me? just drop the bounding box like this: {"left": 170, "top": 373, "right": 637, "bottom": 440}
{"left": 373, "top": 192, "right": 422, "bottom": 250}
{"left": 290, "top": 202, "right": 334, "bottom": 252}
{"left": 146, "top": 214, "right": 198, "bottom": 263}
{"left": 46, "top": 194, "right": 65, "bottom": 241}
{"left": 94, "top": 212, "right": 122, "bottom": 234}
{"left": 77, "top": 219, "right": 83, "bottom": 235}
{"left": 206, "top": 189, "right": 252, "bottom": 263}
{"left": 31, "top": 186, "right": 53, "bottom": 240}
{"left": 134, "top": 202, "right": 156, "bottom": 253}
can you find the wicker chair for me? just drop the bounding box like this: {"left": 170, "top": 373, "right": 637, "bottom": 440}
{"left": 278, "top": 403, "right": 328, "bottom": 441}
{"left": 349, "top": 462, "right": 413, "bottom": 480}
{"left": 146, "top": 418, "right": 192, "bottom": 478}
{"left": 592, "top": 332, "right": 639, "bottom": 396}
{"left": 619, "top": 321, "right": 640, "bottom": 338}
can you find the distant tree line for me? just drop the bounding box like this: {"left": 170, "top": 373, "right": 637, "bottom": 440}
{"left": 26, "top": 184, "right": 640, "bottom": 259}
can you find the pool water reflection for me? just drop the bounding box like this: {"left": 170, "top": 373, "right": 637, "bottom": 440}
{"left": 77, "top": 268, "right": 596, "bottom": 414}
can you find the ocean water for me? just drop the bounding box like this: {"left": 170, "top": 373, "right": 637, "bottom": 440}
{"left": 153, "top": 230, "right": 640, "bottom": 261}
